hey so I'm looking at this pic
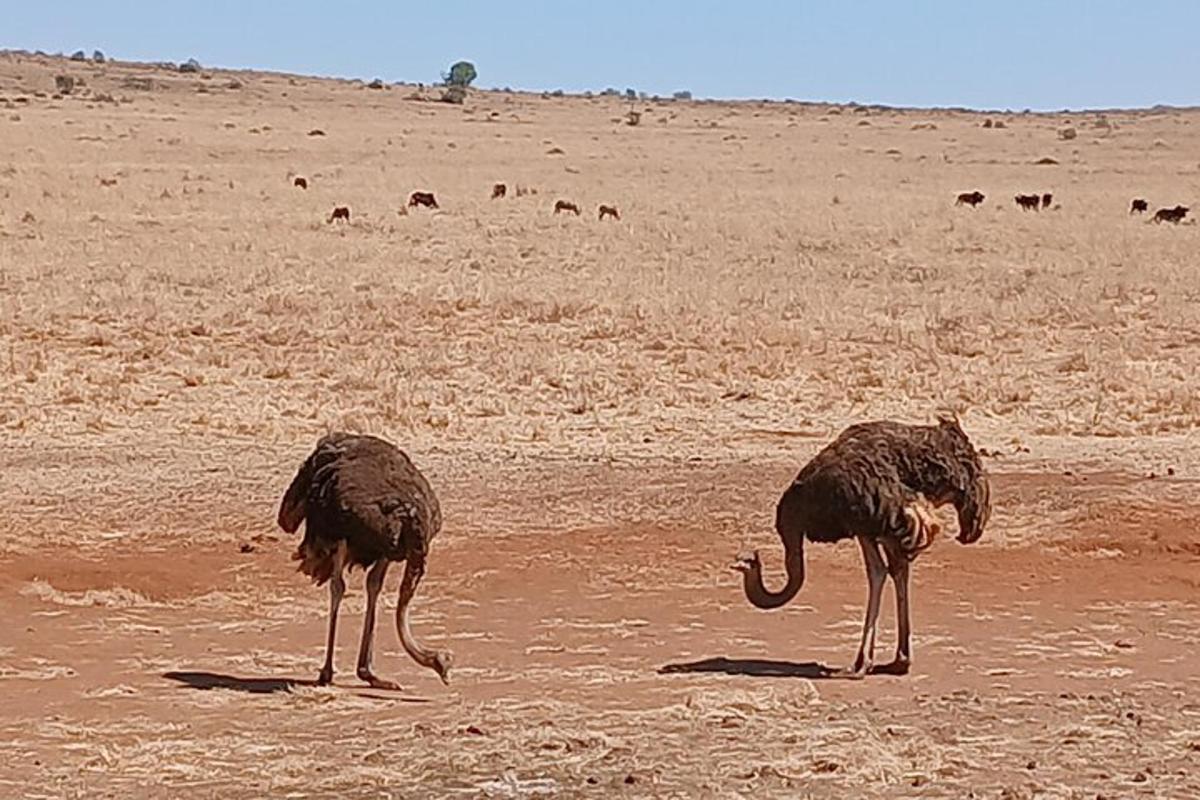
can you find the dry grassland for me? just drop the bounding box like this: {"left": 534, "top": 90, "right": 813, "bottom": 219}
{"left": 1, "top": 52, "right": 1199, "bottom": 799}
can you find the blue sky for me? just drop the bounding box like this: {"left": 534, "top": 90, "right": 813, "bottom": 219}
{"left": 4, "top": 2, "right": 1197, "bottom": 110}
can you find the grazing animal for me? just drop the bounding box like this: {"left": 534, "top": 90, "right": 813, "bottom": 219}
{"left": 328, "top": 206, "right": 350, "bottom": 223}
{"left": 1130, "top": 198, "right": 1149, "bottom": 215}
{"left": 955, "top": 191, "right": 984, "bottom": 207}
{"left": 554, "top": 200, "right": 580, "bottom": 216}
{"left": 408, "top": 191, "right": 439, "bottom": 209}
{"left": 1014, "top": 194, "right": 1041, "bottom": 211}
{"left": 294, "top": 176, "right": 308, "bottom": 190}
{"left": 1153, "top": 205, "right": 1189, "bottom": 224}
{"left": 1041, "top": 193, "right": 1052, "bottom": 209}
{"left": 598, "top": 204, "right": 620, "bottom": 221}
{"left": 491, "top": 183, "right": 507, "bottom": 199}
{"left": 278, "top": 432, "right": 453, "bottom": 688}
{"left": 734, "top": 416, "right": 991, "bottom": 679}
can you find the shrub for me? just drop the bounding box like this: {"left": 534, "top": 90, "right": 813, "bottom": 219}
{"left": 441, "top": 85, "right": 467, "bottom": 104}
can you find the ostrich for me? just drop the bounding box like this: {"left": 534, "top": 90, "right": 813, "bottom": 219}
{"left": 734, "top": 416, "right": 991, "bottom": 678}
{"left": 278, "top": 432, "right": 452, "bottom": 689}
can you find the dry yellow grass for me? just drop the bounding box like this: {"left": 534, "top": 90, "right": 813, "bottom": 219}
{"left": 2, "top": 53, "right": 1199, "bottom": 478}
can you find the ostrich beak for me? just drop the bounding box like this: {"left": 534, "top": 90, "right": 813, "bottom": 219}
{"left": 730, "top": 551, "right": 758, "bottom": 572}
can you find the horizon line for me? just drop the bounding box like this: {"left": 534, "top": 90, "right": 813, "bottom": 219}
{"left": 4, "top": 47, "right": 1197, "bottom": 117}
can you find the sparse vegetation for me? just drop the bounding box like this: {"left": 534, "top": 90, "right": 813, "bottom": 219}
{"left": 1, "top": 55, "right": 1199, "bottom": 800}
{"left": 441, "top": 85, "right": 467, "bottom": 104}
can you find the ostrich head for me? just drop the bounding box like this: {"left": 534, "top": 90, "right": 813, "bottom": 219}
{"left": 935, "top": 415, "right": 992, "bottom": 544}
{"left": 432, "top": 650, "right": 454, "bottom": 685}
{"left": 731, "top": 549, "right": 761, "bottom": 575}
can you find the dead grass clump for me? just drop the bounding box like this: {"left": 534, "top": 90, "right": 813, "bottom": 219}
{"left": 21, "top": 580, "right": 154, "bottom": 608}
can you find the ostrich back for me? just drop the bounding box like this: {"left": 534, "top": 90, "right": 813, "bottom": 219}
{"left": 278, "top": 433, "right": 442, "bottom": 584}
{"left": 778, "top": 418, "right": 988, "bottom": 544}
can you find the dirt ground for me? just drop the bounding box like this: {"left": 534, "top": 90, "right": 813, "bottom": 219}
{"left": 1, "top": 52, "right": 1199, "bottom": 798}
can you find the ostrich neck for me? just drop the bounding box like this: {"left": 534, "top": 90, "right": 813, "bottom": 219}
{"left": 397, "top": 600, "right": 439, "bottom": 670}
{"left": 742, "top": 541, "right": 806, "bottom": 610}
{"left": 395, "top": 556, "right": 440, "bottom": 673}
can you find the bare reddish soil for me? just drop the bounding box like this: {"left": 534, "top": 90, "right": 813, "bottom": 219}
{"left": 2, "top": 466, "right": 1199, "bottom": 798}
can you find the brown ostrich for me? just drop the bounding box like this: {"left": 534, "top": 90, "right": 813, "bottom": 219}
{"left": 734, "top": 416, "right": 991, "bottom": 679}
{"left": 955, "top": 191, "right": 984, "bottom": 207}
{"left": 328, "top": 206, "right": 350, "bottom": 223}
{"left": 1130, "top": 198, "right": 1148, "bottom": 215}
{"left": 554, "top": 199, "right": 581, "bottom": 215}
{"left": 491, "top": 183, "right": 507, "bottom": 199}
{"left": 408, "top": 191, "right": 439, "bottom": 209}
{"left": 598, "top": 204, "right": 620, "bottom": 221}
{"left": 278, "top": 432, "right": 452, "bottom": 689}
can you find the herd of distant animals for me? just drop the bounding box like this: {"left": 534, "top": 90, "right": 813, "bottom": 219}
{"left": 292, "top": 177, "right": 621, "bottom": 225}
{"left": 955, "top": 189, "right": 1190, "bottom": 223}
{"left": 279, "top": 415, "right": 990, "bottom": 688}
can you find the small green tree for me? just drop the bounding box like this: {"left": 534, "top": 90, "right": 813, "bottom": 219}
{"left": 443, "top": 61, "right": 477, "bottom": 88}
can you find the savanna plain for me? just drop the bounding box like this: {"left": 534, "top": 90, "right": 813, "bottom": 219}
{"left": 1, "top": 52, "right": 1199, "bottom": 799}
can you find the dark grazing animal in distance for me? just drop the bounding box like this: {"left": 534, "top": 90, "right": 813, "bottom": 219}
{"left": 491, "top": 183, "right": 506, "bottom": 199}
{"left": 598, "top": 204, "right": 620, "bottom": 221}
{"left": 1130, "top": 198, "right": 1148, "bottom": 215}
{"left": 294, "top": 176, "right": 308, "bottom": 189}
{"left": 554, "top": 199, "right": 581, "bottom": 215}
{"left": 1041, "top": 192, "right": 1052, "bottom": 209}
{"left": 1015, "top": 194, "right": 1041, "bottom": 211}
{"left": 328, "top": 206, "right": 350, "bottom": 223}
{"left": 408, "top": 191, "right": 439, "bottom": 209}
{"left": 955, "top": 191, "right": 984, "bottom": 207}
{"left": 1153, "top": 205, "right": 1189, "bottom": 224}
{"left": 734, "top": 416, "right": 991, "bottom": 679}
{"left": 278, "top": 432, "right": 452, "bottom": 688}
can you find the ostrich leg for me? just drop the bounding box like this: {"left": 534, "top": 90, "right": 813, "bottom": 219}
{"left": 317, "top": 568, "right": 346, "bottom": 685}
{"left": 834, "top": 536, "right": 888, "bottom": 678}
{"left": 873, "top": 540, "right": 912, "bottom": 675}
{"left": 355, "top": 560, "right": 401, "bottom": 690}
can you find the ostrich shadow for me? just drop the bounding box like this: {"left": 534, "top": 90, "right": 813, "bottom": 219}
{"left": 162, "top": 670, "right": 430, "bottom": 701}
{"left": 658, "top": 657, "right": 875, "bottom": 680}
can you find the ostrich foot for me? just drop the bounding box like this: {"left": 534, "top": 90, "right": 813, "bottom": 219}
{"left": 869, "top": 658, "right": 911, "bottom": 676}
{"left": 357, "top": 669, "right": 403, "bottom": 691}
{"left": 827, "top": 663, "right": 870, "bottom": 680}
{"left": 317, "top": 667, "right": 334, "bottom": 686}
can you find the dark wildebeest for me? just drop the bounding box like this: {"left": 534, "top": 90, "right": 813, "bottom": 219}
{"left": 294, "top": 176, "right": 308, "bottom": 190}
{"left": 491, "top": 183, "right": 506, "bottom": 199}
{"left": 1041, "top": 193, "right": 1052, "bottom": 209}
{"left": 554, "top": 200, "right": 581, "bottom": 216}
{"left": 1014, "top": 194, "right": 1040, "bottom": 211}
{"left": 408, "top": 191, "right": 439, "bottom": 209}
{"left": 1153, "top": 205, "right": 1189, "bottom": 224}
{"left": 1130, "top": 198, "right": 1149, "bottom": 215}
{"left": 598, "top": 204, "right": 620, "bottom": 221}
{"left": 329, "top": 206, "right": 350, "bottom": 223}
{"left": 955, "top": 191, "right": 984, "bottom": 207}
